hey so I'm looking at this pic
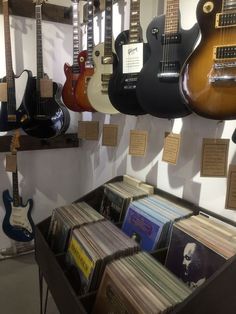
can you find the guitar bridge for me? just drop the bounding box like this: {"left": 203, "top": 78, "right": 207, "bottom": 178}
{"left": 158, "top": 61, "right": 180, "bottom": 82}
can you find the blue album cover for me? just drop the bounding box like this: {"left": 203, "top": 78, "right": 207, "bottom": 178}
{"left": 122, "top": 203, "right": 164, "bottom": 251}
{"left": 165, "top": 225, "right": 226, "bottom": 289}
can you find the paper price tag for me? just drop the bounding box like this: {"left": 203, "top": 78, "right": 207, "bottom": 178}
{"left": 162, "top": 132, "right": 181, "bottom": 165}
{"left": 122, "top": 43, "right": 143, "bottom": 74}
{"left": 85, "top": 121, "right": 99, "bottom": 141}
{"left": 201, "top": 138, "right": 229, "bottom": 177}
{"left": 0, "top": 82, "right": 7, "bottom": 102}
{"left": 40, "top": 78, "right": 53, "bottom": 98}
{"left": 5, "top": 154, "right": 17, "bottom": 172}
{"left": 129, "top": 130, "right": 148, "bottom": 157}
{"left": 78, "top": 121, "right": 87, "bottom": 139}
{"left": 225, "top": 165, "right": 236, "bottom": 210}
{"left": 102, "top": 124, "right": 118, "bottom": 147}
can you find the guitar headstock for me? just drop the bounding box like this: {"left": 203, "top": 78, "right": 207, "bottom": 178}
{"left": 10, "top": 130, "right": 20, "bottom": 155}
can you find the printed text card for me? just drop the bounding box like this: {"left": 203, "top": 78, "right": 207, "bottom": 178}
{"left": 129, "top": 130, "right": 148, "bottom": 157}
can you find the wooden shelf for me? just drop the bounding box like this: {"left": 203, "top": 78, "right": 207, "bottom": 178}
{"left": 0, "top": 133, "right": 79, "bottom": 152}
{"left": 0, "top": 0, "right": 72, "bottom": 25}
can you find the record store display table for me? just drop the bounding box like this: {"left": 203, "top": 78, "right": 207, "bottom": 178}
{"left": 35, "top": 176, "right": 236, "bottom": 314}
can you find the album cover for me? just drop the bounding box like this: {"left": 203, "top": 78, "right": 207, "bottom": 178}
{"left": 165, "top": 225, "right": 226, "bottom": 289}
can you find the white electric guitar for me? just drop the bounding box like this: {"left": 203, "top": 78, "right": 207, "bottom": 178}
{"left": 2, "top": 130, "right": 34, "bottom": 242}
{"left": 87, "top": 0, "right": 119, "bottom": 114}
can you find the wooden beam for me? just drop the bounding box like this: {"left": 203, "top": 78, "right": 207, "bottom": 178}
{"left": 0, "top": 0, "right": 72, "bottom": 25}
{"left": 0, "top": 133, "right": 79, "bottom": 152}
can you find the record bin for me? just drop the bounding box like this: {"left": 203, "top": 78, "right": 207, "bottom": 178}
{"left": 35, "top": 176, "right": 236, "bottom": 314}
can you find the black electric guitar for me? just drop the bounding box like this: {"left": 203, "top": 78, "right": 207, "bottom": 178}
{"left": 0, "top": 0, "right": 32, "bottom": 131}
{"left": 108, "top": 0, "right": 149, "bottom": 115}
{"left": 2, "top": 130, "right": 34, "bottom": 242}
{"left": 136, "top": 0, "right": 199, "bottom": 118}
{"left": 22, "top": 0, "right": 70, "bottom": 139}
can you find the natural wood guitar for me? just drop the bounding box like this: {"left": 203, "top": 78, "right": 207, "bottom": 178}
{"left": 180, "top": 0, "right": 236, "bottom": 120}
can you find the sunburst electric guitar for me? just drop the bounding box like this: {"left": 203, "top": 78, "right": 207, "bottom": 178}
{"left": 87, "top": 0, "right": 119, "bottom": 114}
{"left": 2, "top": 130, "right": 34, "bottom": 242}
{"left": 180, "top": 0, "right": 236, "bottom": 120}
{"left": 75, "top": 0, "right": 95, "bottom": 112}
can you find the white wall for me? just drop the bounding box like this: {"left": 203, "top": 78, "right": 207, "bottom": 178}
{"left": 0, "top": 0, "right": 235, "bottom": 249}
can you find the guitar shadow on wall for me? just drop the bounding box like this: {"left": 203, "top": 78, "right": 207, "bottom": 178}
{"left": 167, "top": 115, "right": 225, "bottom": 205}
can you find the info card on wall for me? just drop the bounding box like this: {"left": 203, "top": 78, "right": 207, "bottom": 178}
{"left": 162, "top": 132, "right": 181, "bottom": 165}
{"left": 129, "top": 130, "right": 148, "bottom": 157}
{"left": 122, "top": 43, "right": 143, "bottom": 74}
{"left": 201, "top": 138, "right": 229, "bottom": 177}
{"left": 225, "top": 165, "right": 236, "bottom": 210}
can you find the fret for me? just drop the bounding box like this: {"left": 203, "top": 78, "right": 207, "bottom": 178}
{"left": 72, "top": 1, "right": 80, "bottom": 68}
{"left": 12, "top": 170, "right": 20, "bottom": 207}
{"left": 86, "top": 0, "right": 94, "bottom": 66}
{"left": 164, "top": 0, "right": 179, "bottom": 34}
{"left": 104, "top": 0, "right": 113, "bottom": 58}
{"left": 36, "top": 5, "right": 44, "bottom": 81}
{"left": 129, "top": 0, "right": 141, "bottom": 43}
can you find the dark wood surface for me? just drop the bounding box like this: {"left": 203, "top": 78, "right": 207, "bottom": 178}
{"left": 0, "top": 0, "right": 72, "bottom": 24}
{"left": 0, "top": 133, "right": 79, "bottom": 152}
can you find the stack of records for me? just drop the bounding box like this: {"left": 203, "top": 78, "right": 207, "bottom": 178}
{"left": 93, "top": 252, "right": 192, "bottom": 313}
{"left": 48, "top": 202, "right": 104, "bottom": 253}
{"left": 121, "top": 194, "right": 192, "bottom": 251}
{"left": 166, "top": 214, "right": 236, "bottom": 289}
{"left": 100, "top": 177, "right": 153, "bottom": 223}
{"left": 66, "top": 220, "right": 140, "bottom": 294}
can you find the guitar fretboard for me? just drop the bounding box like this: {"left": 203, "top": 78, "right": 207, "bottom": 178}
{"left": 129, "top": 0, "right": 141, "bottom": 43}
{"left": 104, "top": 0, "right": 113, "bottom": 58}
{"left": 223, "top": 0, "right": 236, "bottom": 11}
{"left": 3, "top": 0, "right": 16, "bottom": 115}
{"left": 164, "top": 0, "right": 179, "bottom": 34}
{"left": 12, "top": 168, "right": 20, "bottom": 207}
{"left": 36, "top": 5, "right": 44, "bottom": 82}
{"left": 72, "top": 1, "right": 80, "bottom": 73}
{"left": 86, "top": 0, "right": 94, "bottom": 66}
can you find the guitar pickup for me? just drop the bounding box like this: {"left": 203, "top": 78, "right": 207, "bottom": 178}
{"left": 213, "top": 45, "right": 236, "bottom": 60}
{"left": 161, "top": 33, "right": 181, "bottom": 45}
{"left": 215, "top": 12, "right": 236, "bottom": 28}
{"left": 102, "top": 56, "right": 113, "bottom": 64}
{"left": 8, "top": 115, "right": 17, "bottom": 122}
{"left": 158, "top": 61, "right": 180, "bottom": 81}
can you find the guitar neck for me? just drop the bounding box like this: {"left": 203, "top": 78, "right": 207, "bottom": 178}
{"left": 86, "top": 0, "right": 94, "bottom": 66}
{"left": 3, "top": 0, "right": 16, "bottom": 116}
{"left": 165, "top": 0, "right": 179, "bottom": 34}
{"left": 36, "top": 4, "right": 44, "bottom": 81}
{"left": 12, "top": 164, "right": 20, "bottom": 207}
{"left": 129, "top": 0, "right": 141, "bottom": 43}
{"left": 104, "top": 0, "right": 113, "bottom": 58}
{"left": 72, "top": 1, "right": 80, "bottom": 72}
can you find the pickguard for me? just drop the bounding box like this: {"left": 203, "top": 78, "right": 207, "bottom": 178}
{"left": 9, "top": 202, "right": 32, "bottom": 233}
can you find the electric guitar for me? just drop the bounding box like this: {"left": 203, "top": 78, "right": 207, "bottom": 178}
{"left": 0, "top": 0, "right": 32, "bottom": 131}
{"left": 136, "top": 0, "right": 199, "bottom": 118}
{"left": 22, "top": 0, "right": 70, "bottom": 139}
{"left": 75, "top": 0, "right": 95, "bottom": 112}
{"left": 62, "top": 0, "right": 84, "bottom": 112}
{"left": 2, "top": 130, "right": 34, "bottom": 242}
{"left": 87, "top": 0, "right": 119, "bottom": 114}
{"left": 180, "top": 0, "right": 236, "bottom": 120}
{"left": 108, "top": 0, "right": 149, "bottom": 115}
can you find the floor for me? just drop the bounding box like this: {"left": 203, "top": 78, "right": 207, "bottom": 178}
{"left": 0, "top": 253, "right": 59, "bottom": 314}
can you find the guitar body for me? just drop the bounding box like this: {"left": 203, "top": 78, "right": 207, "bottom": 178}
{"left": 0, "top": 70, "right": 31, "bottom": 131}
{"left": 87, "top": 43, "right": 119, "bottom": 114}
{"left": 136, "top": 15, "right": 199, "bottom": 118}
{"left": 2, "top": 190, "right": 34, "bottom": 242}
{"left": 108, "top": 30, "right": 149, "bottom": 115}
{"left": 22, "top": 77, "right": 70, "bottom": 139}
{"left": 180, "top": 0, "right": 236, "bottom": 119}
{"left": 75, "top": 50, "right": 95, "bottom": 112}
{"left": 62, "top": 63, "right": 82, "bottom": 112}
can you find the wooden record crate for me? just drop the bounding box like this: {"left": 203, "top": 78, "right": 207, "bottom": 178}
{"left": 35, "top": 176, "right": 236, "bottom": 314}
